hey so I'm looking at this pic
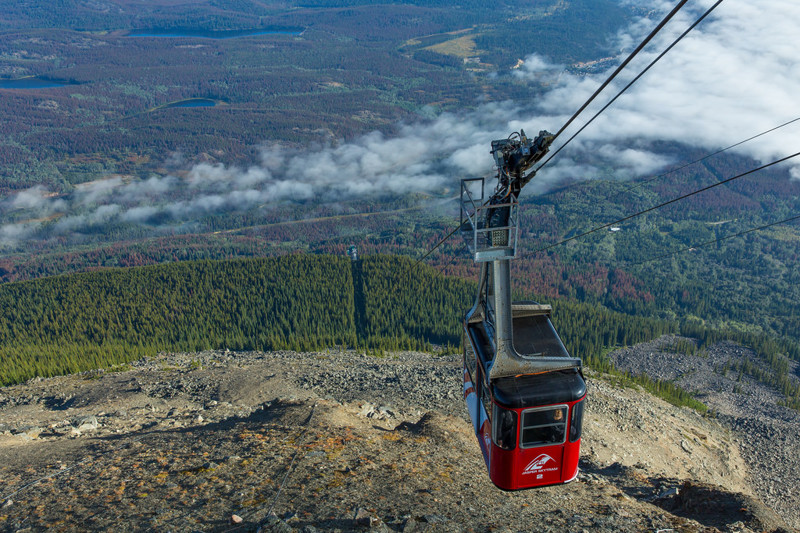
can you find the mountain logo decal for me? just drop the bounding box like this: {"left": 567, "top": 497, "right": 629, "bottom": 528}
{"left": 523, "top": 454, "right": 555, "bottom": 474}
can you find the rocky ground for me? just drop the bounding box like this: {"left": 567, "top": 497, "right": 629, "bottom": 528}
{"left": 610, "top": 335, "right": 800, "bottom": 528}
{"left": 0, "top": 348, "right": 795, "bottom": 532}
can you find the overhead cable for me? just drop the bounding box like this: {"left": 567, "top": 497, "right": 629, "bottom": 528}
{"left": 412, "top": 0, "right": 716, "bottom": 267}
{"left": 414, "top": 224, "right": 460, "bottom": 267}
{"left": 546, "top": 0, "right": 690, "bottom": 146}
{"left": 536, "top": 0, "right": 724, "bottom": 174}
{"left": 616, "top": 116, "right": 800, "bottom": 197}
{"left": 631, "top": 213, "right": 800, "bottom": 265}
{"left": 526, "top": 150, "right": 800, "bottom": 255}
{"left": 550, "top": 115, "right": 800, "bottom": 200}
{"left": 412, "top": 113, "right": 799, "bottom": 268}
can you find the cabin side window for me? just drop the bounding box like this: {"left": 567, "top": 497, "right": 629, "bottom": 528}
{"left": 480, "top": 385, "right": 492, "bottom": 424}
{"left": 569, "top": 399, "right": 585, "bottom": 443}
{"left": 519, "top": 406, "right": 568, "bottom": 448}
{"left": 492, "top": 403, "right": 517, "bottom": 450}
{"left": 464, "top": 334, "right": 478, "bottom": 382}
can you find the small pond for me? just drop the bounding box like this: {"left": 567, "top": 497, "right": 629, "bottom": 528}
{"left": 0, "top": 77, "right": 75, "bottom": 89}
{"left": 164, "top": 98, "right": 218, "bottom": 108}
{"left": 128, "top": 27, "right": 303, "bottom": 39}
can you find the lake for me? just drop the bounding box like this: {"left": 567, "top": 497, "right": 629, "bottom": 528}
{"left": 128, "top": 27, "right": 303, "bottom": 39}
{"left": 0, "top": 77, "right": 74, "bottom": 89}
{"left": 165, "top": 98, "right": 218, "bottom": 108}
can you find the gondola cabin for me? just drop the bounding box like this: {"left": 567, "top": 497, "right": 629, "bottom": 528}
{"left": 463, "top": 303, "right": 586, "bottom": 490}
{"left": 459, "top": 130, "right": 586, "bottom": 490}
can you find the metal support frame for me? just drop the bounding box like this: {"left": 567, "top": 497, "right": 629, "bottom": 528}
{"left": 460, "top": 178, "right": 519, "bottom": 262}
{"left": 462, "top": 178, "right": 581, "bottom": 380}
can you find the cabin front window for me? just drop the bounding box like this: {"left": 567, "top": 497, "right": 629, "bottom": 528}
{"left": 520, "top": 406, "right": 568, "bottom": 448}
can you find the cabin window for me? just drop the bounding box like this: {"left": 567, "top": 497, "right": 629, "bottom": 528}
{"left": 480, "top": 385, "right": 492, "bottom": 423}
{"left": 569, "top": 399, "right": 585, "bottom": 443}
{"left": 464, "top": 334, "right": 478, "bottom": 382}
{"left": 492, "top": 404, "right": 517, "bottom": 450}
{"left": 519, "top": 406, "right": 568, "bottom": 448}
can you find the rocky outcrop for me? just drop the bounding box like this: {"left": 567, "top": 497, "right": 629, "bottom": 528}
{"left": 609, "top": 335, "right": 800, "bottom": 528}
{"left": 0, "top": 348, "right": 796, "bottom": 532}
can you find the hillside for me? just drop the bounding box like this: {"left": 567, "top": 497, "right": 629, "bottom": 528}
{"left": 3, "top": 3, "right": 799, "bottom": 530}
{"left": 609, "top": 335, "right": 800, "bottom": 528}
{"left": 2, "top": 252, "right": 799, "bottom": 414}
{"left": 0, "top": 349, "right": 795, "bottom": 532}
{"left": 0, "top": 254, "right": 673, "bottom": 385}
{"left": 3, "top": 0, "right": 800, "bottom": 391}
{"left": 0, "top": 0, "right": 628, "bottom": 193}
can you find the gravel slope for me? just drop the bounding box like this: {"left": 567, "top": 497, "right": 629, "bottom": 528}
{"left": 0, "top": 348, "right": 794, "bottom": 532}
{"left": 609, "top": 335, "right": 800, "bottom": 528}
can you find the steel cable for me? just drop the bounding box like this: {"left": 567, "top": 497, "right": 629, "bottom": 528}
{"left": 611, "top": 116, "right": 800, "bottom": 198}
{"left": 547, "top": 0, "right": 691, "bottom": 145}
{"left": 630, "top": 213, "right": 800, "bottom": 265}
{"left": 412, "top": 0, "right": 703, "bottom": 266}
{"left": 535, "top": 0, "right": 725, "bottom": 174}
{"left": 525, "top": 151, "right": 800, "bottom": 256}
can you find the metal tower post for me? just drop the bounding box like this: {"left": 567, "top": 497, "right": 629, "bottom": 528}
{"left": 460, "top": 129, "right": 581, "bottom": 380}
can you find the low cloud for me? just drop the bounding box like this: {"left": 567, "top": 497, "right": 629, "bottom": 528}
{"left": 0, "top": 222, "right": 38, "bottom": 248}
{"left": 3, "top": 185, "right": 66, "bottom": 215}
{"left": 511, "top": 54, "right": 565, "bottom": 83}
{"left": 2, "top": 0, "right": 798, "bottom": 247}
{"left": 532, "top": 0, "right": 800, "bottom": 173}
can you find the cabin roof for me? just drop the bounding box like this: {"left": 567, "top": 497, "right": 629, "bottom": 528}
{"left": 492, "top": 369, "right": 586, "bottom": 409}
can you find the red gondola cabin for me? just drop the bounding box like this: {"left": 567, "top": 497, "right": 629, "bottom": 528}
{"left": 459, "top": 130, "right": 586, "bottom": 490}
{"left": 463, "top": 304, "right": 586, "bottom": 490}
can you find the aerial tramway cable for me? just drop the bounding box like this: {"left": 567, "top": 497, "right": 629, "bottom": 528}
{"left": 551, "top": 115, "right": 800, "bottom": 201}
{"left": 610, "top": 116, "right": 800, "bottom": 199}
{"left": 412, "top": 1, "right": 706, "bottom": 266}
{"left": 413, "top": 224, "right": 460, "bottom": 267}
{"left": 630, "top": 213, "right": 800, "bottom": 266}
{"left": 415, "top": 118, "right": 800, "bottom": 269}
{"left": 545, "top": 0, "right": 691, "bottom": 146}
{"left": 414, "top": 0, "right": 780, "bottom": 268}
{"left": 535, "top": 0, "right": 725, "bottom": 174}
{"left": 525, "top": 151, "right": 800, "bottom": 256}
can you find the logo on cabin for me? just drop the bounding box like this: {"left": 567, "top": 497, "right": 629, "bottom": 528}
{"left": 483, "top": 432, "right": 492, "bottom": 451}
{"left": 523, "top": 454, "right": 556, "bottom": 474}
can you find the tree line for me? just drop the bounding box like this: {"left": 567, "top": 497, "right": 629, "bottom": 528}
{"left": 1, "top": 253, "right": 797, "bottom": 412}
{"left": 0, "top": 253, "right": 666, "bottom": 385}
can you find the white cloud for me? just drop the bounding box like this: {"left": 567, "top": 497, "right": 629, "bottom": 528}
{"left": 121, "top": 205, "right": 163, "bottom": 223}
{"left": 534, "top": 0, "right": 800, "bottom": 176}
{"left": 2, "top": 0, "right": 798, "bottom": 247}
{"left": 53, "top": 204, "right": 122, "bottom": 233}
{"left": 0, "top": 222, "right": 37, "bottom": 248}
{"left": 4, "top": 185, "right": 66, "bottom": 214}
{"left": 74, "top": 177, "right": 124, "bottom": 206}
{"left": 511, "top": 54, "right": 564, "bottom": 83}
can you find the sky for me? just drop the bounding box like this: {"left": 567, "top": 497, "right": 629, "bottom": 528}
{"left": 3, "top": 0, "right": 800, "bottom": 247}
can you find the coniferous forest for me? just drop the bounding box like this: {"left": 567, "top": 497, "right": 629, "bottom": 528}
{"left": 0, "top": 254, "right": 654, "bottom": 384}
{"left": 2, "top": 253, "right": 797, "bottom": 411}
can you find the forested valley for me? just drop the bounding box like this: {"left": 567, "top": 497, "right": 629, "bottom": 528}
{"left": 2, "top": 0, "right": 800, "bottom": 417}
{"left": 1, "top": 254, "right": 797, "bottom": 411}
